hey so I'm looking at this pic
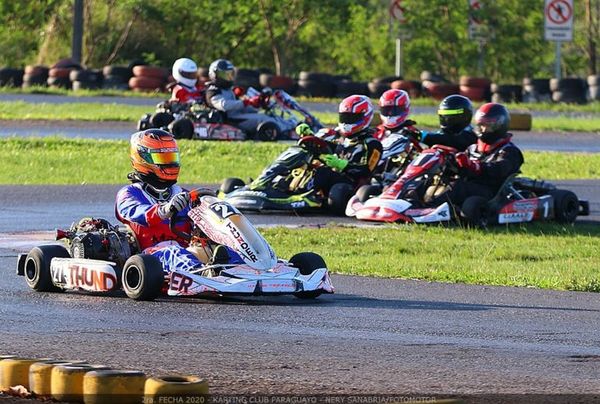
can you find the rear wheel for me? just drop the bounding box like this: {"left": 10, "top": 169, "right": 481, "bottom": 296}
{"left": 328, "top": 183, "right": 354, "bottom": 216}
{"left": 220, "top": 178, "right": 245, "bottom": 194}
{"left": 150, "top": 112, "right": 174, "bottom": 128}
{"left": 256, "top": 121, "right": 279, "bottom": 141}
{"left": 24, "top": 245, "right": 70, "bottom": 292}
{"left": 460, "top": 196, "right": 490, "bottom": 228}
{"left": 551, "top": 190, "right": 579, "bottom": 223}
{"left": 356, "top": 184, "right": 382, "bottom": 203}
{"left": 170, "top": 118, "right": 194, "bottom": 139}
{"left": 290, "top": 252, "right": 327, "bottom": 299}
{"left": 122, "top": 254, "right": 164, "bottom": 301}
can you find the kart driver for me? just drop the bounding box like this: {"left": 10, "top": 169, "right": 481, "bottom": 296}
{"left": 376, "top": 89, "right": 420, "bottom": 140}
{"left": 115, "top": 129, "right": 240, "bottom": 273}
{"left": 441, "top": 102, "right": 524, "bottom": 205}
{"left": 170, "top": 57, "right": 205, "bottom": 104}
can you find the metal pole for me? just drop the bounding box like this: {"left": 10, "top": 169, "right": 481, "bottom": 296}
{"left": 478, "top": 40, "right": 484, "bottom": 75}
{"left": 71, "top": 0, "right": 84, "bottom": 63}
{"left": 395, "top": 37, "right": 402, "bottom": 77}
{"left": 555, "top": 41, "right": 561, "bottom": 79}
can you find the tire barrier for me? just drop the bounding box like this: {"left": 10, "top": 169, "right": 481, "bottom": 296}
{"left": 51, "top": 364, "right": 110, "bottom": 402}
{"left": 550, "top": 77, "right": 588, "bottom": 104}
{"left": 297, "top": 71, "right": 336, "bottom": 98}
{"left": 391, "top": 79, "right": 422, "bottom": 98}
{"left": 420, "top": 70, "right": 447, "bottom": 83}
{"left": 83, "top": 369, "right": 146, "bottom": 404}
{"left": 70, "top": 69, "right": 104, "bottom": 91}
{"left": 259, "top": 74, "right": 295, "bottom": 93}
{"left": 144, "top": 375, "right": 209, "bottom": 397}
{"left": 367, "top": 81, "right": 390, "bottom": 98}
{"left": 459, "top": 76, "right": 490, "bottom": 102}
{"left": 335, "top": 80, "right": 369, "bottom": 98}
{"left": 129, "top": 65, "right": 168, "bottom": 92}
{"left": 102, "top": 65, "right": 132, "bottom": 90}
{"left": 0, "top": 67, "right": 24, "bottom": 87}
{"left": 422, "top": 81, "right": 460, "bottom": 100}
{"left": 234, "top": 68, "right": 261, "bottom": 89}
{"left": 0, "top": 358, "right": 43, "bottom": 391}
{"left": 522, "top": 77, "right": 551, "bottom": 102}
{"left": 22, "top": 65, "right": 49, "bottom": 88}
{"left": 491, "top": 84, "right": 523, "bottom": 103}
{"left": 587, "top": 75, "right": 599, "bottom": 101}
{"left": 508, "top": 112, "right": 532, "bottom": 131}
{"left": 29, "top": 360, "right": 86, "bottom": 398}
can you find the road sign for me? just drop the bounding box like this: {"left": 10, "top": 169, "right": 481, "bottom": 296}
{"left": 544, "top": 0, "right": 574, "bottom": 41}
{"left": 389, "top": 0, "right": 406, "bottom": 23}
{"left": 468, "top": 0, "right": 486, "bottom": 41}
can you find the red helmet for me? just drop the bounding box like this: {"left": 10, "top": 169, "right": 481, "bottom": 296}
{"left": 130, "top": 129, "right": 180, "bottom": 189}
{"left": 379, "top": 89, "right": 410, "bottom": 129}
{"left": 474, "top": 103, "right": 510, "bottom": 144}
{"left": 338, "top": 95, "right": 374, "bottom": 137}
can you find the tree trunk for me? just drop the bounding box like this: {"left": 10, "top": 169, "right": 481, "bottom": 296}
{"left": 586, "top": 0, "right": 598, "bottom": 75}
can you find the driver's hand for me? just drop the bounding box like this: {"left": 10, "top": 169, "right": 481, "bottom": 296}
{"left": 243, "top": 95, "right": 262, "bottom": 108}
{"left": 158, "top": 192, "right": 190, "bottom": 219}
{"left": 320, "top": 154, "right": 349, "bottom": 171}
{"left": 295, "top": 123, "right": 313, "bottom": 137}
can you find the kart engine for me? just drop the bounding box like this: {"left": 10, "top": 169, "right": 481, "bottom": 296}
{"left": 57, "top": 218, "right": 139, "bottom": 268}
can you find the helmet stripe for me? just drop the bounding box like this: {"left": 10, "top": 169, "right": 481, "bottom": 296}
{"left": 438, "top": 108, "right": 464, "bottom": 116}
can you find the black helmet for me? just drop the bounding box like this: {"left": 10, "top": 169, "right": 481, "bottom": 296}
{"left": 474, "top": 103, "right": 510, "bottom": 144}
{"left": 208, "top": 59, "right": 235, "bottom": 88}
{"left": 438, "top": 94, "right": 473, "bottom": 133}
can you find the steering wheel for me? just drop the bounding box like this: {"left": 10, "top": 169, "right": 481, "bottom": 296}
{"left": 298, "top": 135, "right": 332, "bottom": 156}
{"left": 169, "top": 188, "right": 216, "bottom": 241}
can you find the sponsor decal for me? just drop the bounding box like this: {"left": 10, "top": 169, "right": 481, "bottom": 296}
{"left": 52, "top": 262, "right": 117, "bottom": 291}
{"left": 499, "top": 211, "right": 534, "bottom": 224}
{"left": 226, "top": 222, "right": 258, "bottom": 262}
{"left": 170, "top": 272, "right": 194, "bottom": 294}
{"left": 210, "top": 202, "right": 237, "bottom": 219}
{"left": 290, "top": 201, "right": 306, "bottom": 208}
{"left": 510, "top": 200, "right": 538, "bottom": 212}
{"left": 239, "top": 191, "right": 267, "bottom": 197}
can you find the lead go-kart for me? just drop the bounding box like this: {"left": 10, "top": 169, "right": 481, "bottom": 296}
{"left": 17, "top": 190, "right": 334, "bottom": 301}
{"left": 137, "top": 87, "right": 323, "bottom": 142}
{"left": 346, "top": 144, "right": 590, "bottom": 226}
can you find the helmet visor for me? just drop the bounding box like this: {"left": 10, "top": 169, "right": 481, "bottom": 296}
{"left": 380, "top": 105, "right": 407, "bottom": 116}
{"left": 218, "top": 69, "right": 235, "bottom": 82}
{"left": 180, "top": 70, "right": 198, "bottom": 79}
{"left": 339, "top": 112, "right": 363, "bottom": 124}
{"left": 438, "top": 108, "right": 465, "bottom": 116}
{"left": 140, "top": 148, "right": 180, "bottom": 165}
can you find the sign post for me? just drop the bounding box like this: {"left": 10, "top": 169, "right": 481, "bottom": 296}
{"left": 544, "top": 0, "right": 574, "bottom": 79}
{"left": 389, "top": 0, "right": 407, "bottom": 77}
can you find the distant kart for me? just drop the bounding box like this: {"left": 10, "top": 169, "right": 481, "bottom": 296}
{"left": 137, "top": 87, "right": 323, "bottom": 142}
{"left": 346, "top": 145, "right": 590, "bottom": 225}
{"left": 17, "top": 190, "right": 334, "bottom": 301}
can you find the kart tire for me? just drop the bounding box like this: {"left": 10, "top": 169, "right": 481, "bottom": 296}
{"left": 356, "top": 184, "right": 382, "bottom": 203}
{"left": 144, "top": 375, "right": 209, "bottom": 397}
{"left": 24, "top": 245, "right": 70, "bottom": 292}
{"left": 256, "top": 121, "right": 280, "bottom": 141}
{"left": 0, "top": 68, "right": 24, "bottom": 87}
{"left": 170, "top": 118, "right": 194, "bottom": 140}
{"left": 132, "top": 65, "right": 168, "bottom": 79}
{"left": 51, "top": 364, "right": 110, "bottom": 402}
{"left": 290, "top": 252, "right": 327, "bottom": 299}
{"left": 83, "top": 369, "right": 146, "bottom": 403}
{"left": 328, "top": 183, "right": 354, "bottom": 216}
{"left": 220, "top": 178, "right": 245, "bottom": 194}
{"left": 150, "top": 112, "right": 174, "bottom": 128}
{"left": 102, "top": 65, "right": 132, "bottom": 80}
{"left": 30, "top": 360, "right": 85, "bottom": 397}
{"left": 72, "top": 80, "right": 102, "bottom": 91}
{"left": 0, "top": 358, "right": 40, "bottom": 390}
{"left": 460, "top": 196, "right": 491, "bottom": 228}
{"left": 122, "top": 254, "right": 164, "bottom": 301}
{"left": 368, "top": 81, "right": 390, "bottom": 98}
{"left": 551, "top": 190, "right": 579, "bottom": 223}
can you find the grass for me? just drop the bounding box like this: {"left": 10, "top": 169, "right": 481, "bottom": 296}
{"left": 261, "top": 224, "right": 600, "bottom": 292}
{"left": 1, "top": 100, "right": 597, "bottom": 133}
{"left": 3, "top": 137, "right": 600, "bottom": 184}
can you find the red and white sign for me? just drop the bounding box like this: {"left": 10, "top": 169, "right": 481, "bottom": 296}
{"left": 389, "top": 0, "right": 406, "bottom": 23}
{"left": 544, "top": 0, "right": 574, "bottom": 41}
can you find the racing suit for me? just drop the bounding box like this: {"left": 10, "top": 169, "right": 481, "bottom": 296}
{"left": 420, "top": 125, "right": 477, "bottom": 152}
{"left": 170, "top": 82, "right": 205, "bottom": 104}
{"left": 314, "top": 129, "right": 383, "bottom": 195}
{"left": 374, "top": 120, "right": 419, "bottom": 141}
{"left": 204, "top": 83, "right": 292, "bottom": 134}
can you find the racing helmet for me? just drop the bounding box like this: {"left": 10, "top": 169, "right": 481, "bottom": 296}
{"left": 379, "top": 89, "right": 410, "bottom": 130}
{"left": 474, "top": 102, "right": 511, "bottom": 144}
{"left": 130, "top": 129, "right": 180, "bottom": 189}
{"left": 338, "top": 95, "right": 374, "bottom": 137}
{"left": 172, "top": 57, "right": 198, "bottom": 88}
{"left": 208, "top": 59, "right": 235, "bottom": 88}
{"left": 438, "top": 94, "right": 473, "bottom": 133}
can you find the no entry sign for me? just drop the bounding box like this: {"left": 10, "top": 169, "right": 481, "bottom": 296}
{"left": 544, "top": 0, "right": 573, "bottom": 41}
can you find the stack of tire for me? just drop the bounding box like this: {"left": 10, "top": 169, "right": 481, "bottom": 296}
{"left": 297, "top": 72, "right": 336, "bottom": 98}
{"left": 522, "top": 78, "right": 551, "bottom": 103}
{"left": 390, "top": 79, "right": 422, "bottom": 98}
{"left": 550, "top": 78, "right": 587, "bottom": 104}
{"left": 102, "top": 65, "right": 132, "bottom": 90}
{"left": 234, "top": 68, "right": 261, "bottom": 90}
{"left": 491, "top": 83, "right": 523, "bottom": 103}
{"left": 420, "top": 71, "right": 459, "bottom": 100}
{"left": 70, "top": 69, "right": 103, "bottom": 90}
{"left": 368, "top": 76, "right": 402, "bottom": 98}
{"left": 129, "top": 65, "right": 169, "bottom": 92}
{"left": 259, "top": 73, "right": 296, "bottom": 94}
{"left": 335, "top": 77, "right": 369, "bottom": 98}
{"left": 587, "top": 75, "right": 599, "bottom": 101}
{"left": 22, "top": 65, "right": 49, "bottom": 87}
{"left": 48, "top": 59, "right": 82, "bottom": 89}
{"left": 0, "top": 67, "right": 24, "bottom": 87}
{"left": 459, "top": 76, "right": 491, "bottom": 102}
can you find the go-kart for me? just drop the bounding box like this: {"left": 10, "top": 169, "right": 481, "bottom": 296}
{"left": 218, "top": 135, "right": 355, "bottom": 215}
{"left": 346, "top": 145, "right": 590, "bottom": 225}
{"left": 137, "top": 87, "right": 323, "bottom": 142}
{"left": 16, "top": 190, "right": 334, "bottom": 301}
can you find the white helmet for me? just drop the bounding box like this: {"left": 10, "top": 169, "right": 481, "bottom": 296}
{"left": 172, "top": 58, "right": 198, "bottom": 88}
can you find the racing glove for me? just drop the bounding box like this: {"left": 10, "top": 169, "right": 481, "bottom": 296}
{"left": 455, "top": 152, "right": 482, "bottom": 175}
{"left": 158, "top": 192, "right": 190, "bottom": 220}
{"left": 243, "top": 95, "right": 262, "bottom": 108}
{"left": 233, "top": 86, "right": 245, "bottom": 98}
{"left": 295, "top": 123, "right": 314, "bottom": 137}
{"left": 320, "top": 154, "right": 349, "bottom": 171}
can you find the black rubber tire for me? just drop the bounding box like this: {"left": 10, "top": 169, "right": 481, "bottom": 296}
{"left": 69, "top": 69, "right": 103, "bottom": 83}
{"left": 552, "top": 90, "right": 587, "bottom": 104}
{"left": 356, "top": 184, "right": 382, "bottom": 203}
{"left": 551, "top": 190, "right": 579, "bottom": 223}
{"left": 460, "top": 196, "right": 490, "bottom": 228}
{"left": 328, "top": 183, "right": 354, "bottom": 216}
{"left": 522, "top": 78, "right": 551, "bottom": 94}
{"left": 220, "top": 177, "right": 245, "bottom": 194}
{"left": 121, "top": 254, "right": 164, "bottom": 301}
{"left": 169, "top": 118, "right": 194, "bottom": 139}
{"left": 22, "top": 73, "right": 48, "bottom": 86}
{"left": 290, "top": 252, "right": 327, "bottom": 299}
{"left": 72, "top": 80, "right": 101, "bottom": 91}
{"left": 102, "top": 65, "right": 131, "bottom": 79}
{"left": 150, "top": 112, "right": 174, "bottom": 128}
{"left": 0, "top": 68, "right": 24, "bottom": 87}
{"left": 298, "top": 71, "right": 333, "bottom": 82}
{"left": 297, "top": 79, "right": 336, "bottom": 97}
{"left": 367, "top": 81, "right": 390, "bottom": 98}
{"left": 47, "top": 76, "right": 71, "bottom": 88}
{"left": 335, "top": 81, "right": 369, "bottom": 98}
{"left": 420, "top": 70, "right": 446, "bottom": 83}
{"left": 590, "top": 85, "right": 600, "bottom": 101}
{"left": 372, "top": 75, "right": 402, "bottom": 85}
{"left": 255, "top": 121, "right": 280, "bottom": 141}
{"left": 550, "top": 78, "right": 586, "bottom": 92}
{"left": 24, "top": 245, "right": 70, "bottom": 292}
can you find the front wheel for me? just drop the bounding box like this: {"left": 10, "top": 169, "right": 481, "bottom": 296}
{"left": 356, "top": 184, "right": 382, "bottom": 203}
{"left": 24, "top": 245, "right": 70, "bottom": 292}
{"left": 460, "top": 196, "right": 490, "bottom": 228}
{"left": 290, "top": 252, "right": 327, "bottom": 299}
{"left": 328, "top": 183, "right": 354, "bottom": 216}
{"left": 122, "top": 254, "right": 165, "bottom": 301}
{"left": 551, "top": 190, "right": 579, "bottom": 223}
{"left": 255, "top": 121, "right": 280, "bottom": 142}
{"left": 170, "top": 118, "right": 194, "bottom": 139}
{"left": 220, "top": 178, "right": 245, "bottom": 194}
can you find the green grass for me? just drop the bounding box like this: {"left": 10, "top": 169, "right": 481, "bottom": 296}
{"left": 262, "top": 224, "right": 600, "bottom": 292}
{"left": 3, "top": 137, "right": 600, "bottom": 184}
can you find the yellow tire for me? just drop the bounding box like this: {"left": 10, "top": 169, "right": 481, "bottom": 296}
{"left": 144, "top": 375, "right": 209, "bottom": 398}
{"left": 51, "top": 364, "right": 110, "bottom": 402}
{"left": 0, "top": 358, "right": 41, "bottom": 391}
{"left": 83, "top": 369, "right": 146, "bottom": 404}
{"left": 0, "top": 355, "right": 17, "bottom": 360}
{"left": 29, "top": 360, "right": 86, "bottom": 397}
{"left": 509, "top": 112, "right": 532, "bottom": 131}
